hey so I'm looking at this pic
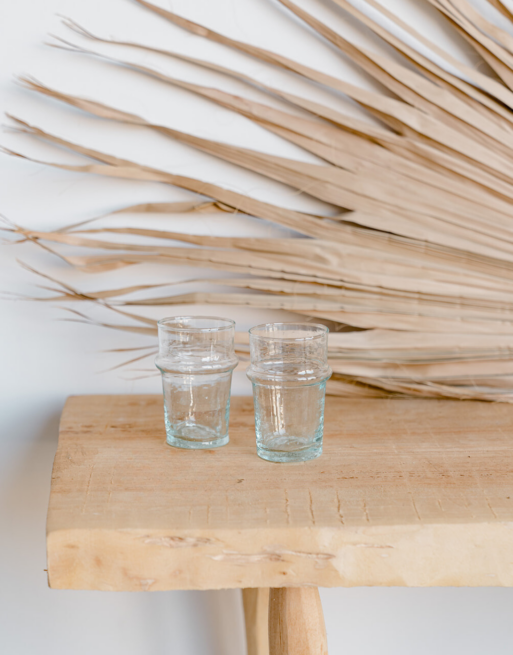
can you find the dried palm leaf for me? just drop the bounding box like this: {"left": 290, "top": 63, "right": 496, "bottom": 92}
{"left": 6, "top": 0, "right": 513, "bottom": 399}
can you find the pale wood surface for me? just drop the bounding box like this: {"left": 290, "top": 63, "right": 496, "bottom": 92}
{"left": 242, "top": 588, "right": 270, "bottom": 655}
{"left": 47, "top": 395, "right": 513, "bottom": 590}
{"left": 269, "top": 588, "right": 328, "bottom": 655}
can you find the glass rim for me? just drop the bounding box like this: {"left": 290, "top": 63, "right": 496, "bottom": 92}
{"left": 249, "top": 322, "right": 329, "bottom": 341}
{"left": 157, "top": 315, "right": 235, "bottom": 333}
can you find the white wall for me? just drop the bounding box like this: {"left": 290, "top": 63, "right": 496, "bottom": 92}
{"left": 1, "top": 0, "right": 513, "bottom": 653}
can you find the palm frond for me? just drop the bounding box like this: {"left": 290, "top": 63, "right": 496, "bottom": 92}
{"left": 6, "top": 0, "right": 513, "bottom": 398}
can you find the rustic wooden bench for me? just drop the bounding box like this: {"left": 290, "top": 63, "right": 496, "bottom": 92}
{"left": 47, "top": 395, "right": 513, "bottom": 654}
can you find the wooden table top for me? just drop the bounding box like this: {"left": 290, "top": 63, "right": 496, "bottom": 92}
{"left": 47, "top": 395, "right": 513, "bottom": 590}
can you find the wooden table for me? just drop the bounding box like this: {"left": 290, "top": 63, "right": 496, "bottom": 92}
{"left": 47, "top": 395, "right": 513, "bottom": 654}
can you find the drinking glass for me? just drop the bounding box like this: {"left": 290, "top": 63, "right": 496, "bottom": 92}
{"left": 246, "top": 323, "right": 331, "bottom": 463}
{"left": 155, "top": 316, "right": 238, "bottom": 449}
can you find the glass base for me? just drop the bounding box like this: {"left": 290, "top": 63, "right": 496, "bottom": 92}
{"left": 256, "top": 444, "right": 322, "bottom": 463}
{"left": 165, "top": 422, "right": 229, "bottom": 449}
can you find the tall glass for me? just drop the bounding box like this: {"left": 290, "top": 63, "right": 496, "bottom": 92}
{"left": 155, "top": 316, "right": 238, "bottom": 449}
{"left": 247, "top": 323, "right": 331, "bottom": 463}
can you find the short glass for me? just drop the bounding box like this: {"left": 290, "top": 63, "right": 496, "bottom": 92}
{"left": 246, "top": 323, "right": 331, "bottom": 463}
{"left": 155, "top": 316, "right": 238, "bottom": 449}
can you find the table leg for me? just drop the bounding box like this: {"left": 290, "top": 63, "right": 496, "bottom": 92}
{"left": 268, "top": 588, "right": 328, "bottom": 655}
{"left": 242, "top": 588, "right": 270, "bottom": 655}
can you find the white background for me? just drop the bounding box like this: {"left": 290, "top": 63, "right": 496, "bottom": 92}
{"left": 2, "top": 0, "right": 513, "bottom": 652}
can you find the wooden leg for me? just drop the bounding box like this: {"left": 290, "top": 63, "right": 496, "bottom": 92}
{"left": 268, "top": 588, "right": 328, "bottom": 655}
{"left": 242, "top": 588, "right": 270, "bottom": 655}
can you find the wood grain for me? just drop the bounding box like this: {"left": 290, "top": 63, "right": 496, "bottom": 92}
{"left": 47, "top": 395, "right": 513, "bottom": 590}
{"left": 269, "top": 588, "right": 328, "bottom": 655}
{"left": 242, "top": 588, "right": 270, "bottom": 655}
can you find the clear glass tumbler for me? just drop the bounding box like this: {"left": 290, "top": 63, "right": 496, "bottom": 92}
{"left": 155, "top": 316, "right": 238, "bottom": 449}
{"left": 246, "top": 323, "right": 331, "bottom": 463}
